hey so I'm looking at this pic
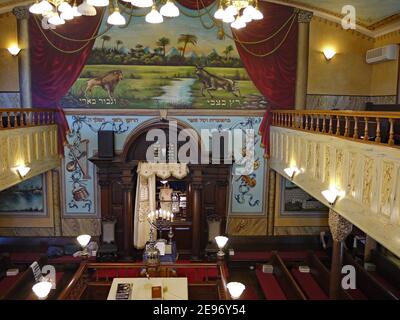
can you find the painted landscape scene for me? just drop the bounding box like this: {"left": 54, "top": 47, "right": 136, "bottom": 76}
{"left": 62, "top": 12, "right": 266, "bottom": 109}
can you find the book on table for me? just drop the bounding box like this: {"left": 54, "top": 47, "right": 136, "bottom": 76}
{"left": 115, "top": 283, "right": 132, "bottom": 300}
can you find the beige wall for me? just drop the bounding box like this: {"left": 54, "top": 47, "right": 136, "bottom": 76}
{"left": 0, "top": 12, "right": 19, "bottom": 92}
{"left": 308, "top": 17, "right": 374, "bottom": 96}
{"left": 370, "top": 31, "right": 400, "bottom": 96}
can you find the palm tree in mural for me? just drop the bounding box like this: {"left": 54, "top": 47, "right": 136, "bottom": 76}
{"left": 177, "top": 34, "right": 198, "bottom": 57}
{"left": 156, "top": 37, "right": 170, "bottom": 58}
{"left": 100, "top": 35, "right": 111, "bottom": 50}
{"left": 223, "top": 45, "right": 234, "bottom": 61}
{"left": 116, "top": 40, "right": 123, "bottom": 51}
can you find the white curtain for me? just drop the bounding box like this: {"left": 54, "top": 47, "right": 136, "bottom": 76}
{"left": 133, "top": 162, "right": 189, "bottom": 249}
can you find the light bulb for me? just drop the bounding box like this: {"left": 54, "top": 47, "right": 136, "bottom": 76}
{"left": 231, "top": 15, "right": 246, "bottom": 29}
{"left": 215, "top": 236, "right": 228, "bottom": 249}
{"left": 58, "top": 1, "right": 72, "bottom": 12}
{"left": 243, "top": 4, "right": 255, "bottom": 18}
{"left": 241, "top": 13, "right": 252, "bottom": 23}
{"left": 214, "top": 6, "right": 224, "bottom": 20}
{"left": 78, "top": 0, "right": 97, "bottom": 16}
{"left": 7, "top": 45, "right": 21, "bottom": 56}
{"left": 87, "top": 0, "right": 109, "bottom": 7}
{"left": 160, "top": 0, "right": 179, "bottom": 18}
{"left": 227, "top": 282, "right": 245, "bottom": 300}
{"left": 72, "top": 3, "right": 82, "bottom": 16}
{"left": 131, "top": 0, "right": 153, "bottom": 8}
{"left": 284, "top": 166, "right": 300, "bottom": 179}
{"left": 145, "top": 7, "right": 163, "bottom": 24}
{"left": 29, "top": 1, "right": 44, "bottom": 14}
{"left": 60, "top": 9, "right": 74, "bottom": 20}
{"left": 323, "top": 48, "right": 336, "bottom": 60}
{"left": 38, "top": 0, "right": 53, "bottom": 13}
{"left": 32, "top": 281, "right": 52, "bottom": 300}
{"left": 107, "top": 8, "right": 126, "bottom": 25}
{"left": 251, "top": 7, "right": 263, "bottom": 20}
{"left": 48, "top": 13, "right": 65, "bottom": 25}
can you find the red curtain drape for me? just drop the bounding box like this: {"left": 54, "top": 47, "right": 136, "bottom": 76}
{"left": 177, "top": 0, "right": 215, "bottom": 10}
{"left": 232, "top": 2, "right": 298, "bottom": 157}
{"left": 29, "top": 9, "right": 103, "bottom": 150}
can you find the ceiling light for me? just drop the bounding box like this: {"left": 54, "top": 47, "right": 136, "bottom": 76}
{"left": 215, "top": 235, "right": 228, "bottom": 257}
{"left": 214, "top": 3, "right": 224, "bottom": 20}
{"left": 225, "top": 4, "right": 238, "bottom": 16}
{"left": 323, "top": 48, "right": 336, "bottom": 60}
{"left": 60, "top": 9, "right": 74, "bottom": 20}
{"left": 32, "top": 281, "right": 52, "bottom": 300}
{"left": 321, "top": 188, "right": 341, "bottom": 206}
{"left": 231, "top": 15, "right": 246, "bottom": 29}
{"left": 222, "top": 13, "right": 235, "bottom": 23}
{"left": 15, "top": 165, "right": 31, "bottom": 178}
{"left": 146, "top": 6, "right": 163, "bottom": 24}
{"left": 251, "top": 5, "right": 263, "bottom": 20}
{"left": 7, "top": 45, "right": 21, "bottom": 56}
{"left": 78, "top": 0, "right": 97, "bottom": 16}
{"left": 48, "top": 12, "right": 65, "bottom": 25}
{"left": 38, "top": 0, "right": 53, "bottom": 13}
{"left": 227, "top": 282, "right": 245, "bottom": 300}
{"left": 29, "top": 1, "right": 44, "bottom": 14}
{"left": 107, "top": 7, "right": 126, "bottom": 25}
{"left": 160, "top": 0, "right": 179, "bottom": 18}
{"left": 131, "top": 0, "right": 153, "bottom": 8}
{"left": 284, "top": 166, "right": 300, "bottom": 179}
{"left": 87, "top": 0, "right": 109, "bottom": 7}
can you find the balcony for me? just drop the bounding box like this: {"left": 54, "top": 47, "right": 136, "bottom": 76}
{"left": 269, "top": 110, "right": 400, "bottom": 256}
{"left": 0, "top": 108, "right": 60, "bottom": 191}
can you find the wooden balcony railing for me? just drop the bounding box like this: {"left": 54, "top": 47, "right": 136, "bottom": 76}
{"left": 58, "top": 262, "right": 230, "bottom": 300}
{"left": 271, "top": 110, "right": 400, "bottom": 148}
{"left": 0, "top": 108, "right": 57, "bottom": 129}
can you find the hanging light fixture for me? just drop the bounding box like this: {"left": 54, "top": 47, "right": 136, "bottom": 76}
{"left": 214, "top": 2, "right": 225, "bottom": 20}
{"left": 48, "top": 11, "right": 65, "bottom": 25}
{"left": 71, "top": 1, "right": 82, "bottom": 17}
{"left": 38, "top": 0, "right": 53, "bottom": 13}
{"left": 146, "top": 5, "right": 163, "bottom": 24}
{"left": 251, "top": 1, "right": 263, "bottom": 20}
{"left": 60, "top": 9, "right": 74, "bottom": 20}
{"left": 107, "top": 6, "right": 126, "bottom": 25}
{"left": 231, "top": 14, "right": 246, "bottom": 29}
{"left": 29, "top": 1, "right": 44, "bottom": 14}
{"left": 214, "top": 0, "right": 262, "bottom": 28}
{"left": 160, "top": 0, "right": 180, "bottom": 18}
{"left": 77, "top": 0, "right": 97, "bottom": 16}
{"left": 87, "top": 0, "right": 109, "bottom": 7}
{"left": 131, "top": 0, "right": 153, "bottom": 8}
{"left": 58, "top": 1, "right": 72, "bottom": 12}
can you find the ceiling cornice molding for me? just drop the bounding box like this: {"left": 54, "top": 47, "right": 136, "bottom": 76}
{"left": 263, "top": 0, "right": 400, "bottom": 39}
{"left": 0, "top": 0, "right": 33, "bottom": 14}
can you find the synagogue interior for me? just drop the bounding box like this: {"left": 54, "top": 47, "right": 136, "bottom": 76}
{"left": 0, "top": 0, "right": 399, "bottom": 302}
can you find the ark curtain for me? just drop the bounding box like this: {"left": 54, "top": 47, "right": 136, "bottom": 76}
{"left": 29, "top": 9, "right": 103, "bottom": 149}
{"left": 232, "top": 2, "right": 298, "bottom": 156}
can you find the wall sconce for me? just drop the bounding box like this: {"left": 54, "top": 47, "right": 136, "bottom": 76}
{"left": 32, "top": 281, "right": 52, "bottom": 300}
{"left": 15, "top": 165, "right": 31, "bottom": 179}
{"left": 284, "top": 167, "right": 300, "bottom": 179}
{"left": 323, "top": 48, "right": 336, "bottom": 61}
{"left": 227, "top": 282, "right": 245, "bottom": 300}
{"left": 321, "top": 187, "right": 342, "bottom": 206}
{"left": 7, "top": 45, "right": 21, "bottom": 56}
{"left": 215, "top": 236, "right": 229, "bottom": 257}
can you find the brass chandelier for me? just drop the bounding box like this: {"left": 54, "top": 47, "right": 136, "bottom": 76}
{"left": 29, "top": 0, "right": 262, "bottom": 29}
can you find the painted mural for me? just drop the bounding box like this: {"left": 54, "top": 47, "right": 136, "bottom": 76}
{"left": 63, "top": 115, "right": 265, "bottom": 215}
{"left": 61, "top": 8, "right": 266, "bottom": 110}
{"left": 0, "top": 175, "right": 45, "bottom": 215}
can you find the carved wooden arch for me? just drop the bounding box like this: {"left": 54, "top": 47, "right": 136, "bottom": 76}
{"left": 120, "top": 117, "right": 205, "bottom": 163}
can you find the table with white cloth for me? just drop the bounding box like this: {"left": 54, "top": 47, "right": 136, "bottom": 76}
{"left": 107, "top": 277, "right": 188, "bottom": 300}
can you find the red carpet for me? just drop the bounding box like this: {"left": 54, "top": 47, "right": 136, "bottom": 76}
{"left": 256, "top": 269, "right": 287, "bottom": 300}
{"left": 291, "top": 268, "right": 328, "bottom": 300}
{"left": 230, "top": 251, "right": 327, "bottom": 262}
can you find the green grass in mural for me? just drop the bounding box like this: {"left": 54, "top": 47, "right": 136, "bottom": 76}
{"left": 66, "top": 65, "right": 262, "bottom": 109}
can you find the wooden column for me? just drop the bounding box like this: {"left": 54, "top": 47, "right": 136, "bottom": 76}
{"left": 121, "top": 168, "right": 134, "bottom": 260}
{"left": 190, "top": 168, "right": 203, "bottom": 261}
{"left": 98, "top": 171, "right": 112, "bottom": 218}
{"left": 267, "top": 169, "right": 276, "bottom": 235}
{"left": 295, "top": 9, "right": 313, "bottom": 110}
{"left": 12, "top": 6, "right": 32, "bottom": 108}
{"left": 328, "top": 209, "right": 353, "bottom": 300}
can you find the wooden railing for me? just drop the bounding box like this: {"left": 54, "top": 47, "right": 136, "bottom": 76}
{"left": 0, "top": 108, "right": 57, "bottom": 129}
{"left": 271, "top": 110, "right": 400, "bottom": 148}
{"left": 58, "top": 262, "right": 229, "bottom": 300}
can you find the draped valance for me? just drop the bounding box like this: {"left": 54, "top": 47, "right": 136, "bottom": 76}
{"left": 137, "top": 163, "right": 189, "bottom": 180}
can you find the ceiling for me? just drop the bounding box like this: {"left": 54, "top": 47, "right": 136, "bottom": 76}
{"left": 1, "top": 0, "right": 400, "bottom": 31}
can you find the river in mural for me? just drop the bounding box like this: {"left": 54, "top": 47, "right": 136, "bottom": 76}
{"left": 61, "top": 5, "right": 267, "bottom": 109}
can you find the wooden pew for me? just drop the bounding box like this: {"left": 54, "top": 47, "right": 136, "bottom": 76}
{"left": 344, "top": 252, "right": 398, "bottom": 300}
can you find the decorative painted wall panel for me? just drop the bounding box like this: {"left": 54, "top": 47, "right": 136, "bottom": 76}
{"left": 270, "top": 126, "right": 400, "bottom": 257}
{"left": 63, "top": 114, "right": 265, "bottom": 216}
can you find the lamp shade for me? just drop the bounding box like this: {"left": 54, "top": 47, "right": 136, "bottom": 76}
{"left": 145, "top": 7, "right": 163, "bottom": 24}
{"left": 7, "top": 46, "right": 21, "bottom": 56}
{"left": 284, "top": 166, "right": 299, "bottom": 179}
{"left": 48, "top": 13, "right": 65, "bottom": 25}
{"left": 160, "top": 1, "right": 179, "bottom": 17}
{"left": 78, "top": 0, "right": 97, "bottom": 16}
{"left": 87, "top": 0, "right": 109, "bottom": 7}
{"left": 227, "top": 282, "right": 245, "bottom": 299}
{"left": 215, "top": 236, "right": 228, "bottom": 249}
{"left": 61, "top": 10, "right": 74, "bottom": 20}
{"left": 107, "top": 8, "right": 126, "bottom": 25}
{"left": 251, "top": 7, "right": 263, "bottom": 20}
{"left": 77, "top": 234, "right": 91, "bottom": 247}
{"left": 222, "top": 13, "right": 235, "bottom": 23}
{"left": 323, "top": 48, "right": 336, "bottom": 60}
{"left": 29, "top": 1, "right": 45, "bottom": 14}
{"left": 58, "top": 1, "right": 72, "bottom": 12}
{"left": 72, "top": 3, "right": 82, "bottom": 16}
{"left": 231, "top": 16, "right": 246, "bottom": 29}
{"left": 214, "top": 7, "right": 224, "bottom": 20}
{"left": 32, "top": 281, "right": 52, "bottom": 300}
{"left": 38, "top": 0, "right": 53, "bottom": 13}
{"left": 225, "top": 5, "right": 238, "bottom": 16}
{"left": 321, "top": 188, "right": 340, "bottom": 205}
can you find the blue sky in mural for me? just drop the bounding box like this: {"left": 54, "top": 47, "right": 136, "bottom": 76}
{"left": 95, "top": 5, "right": 239, "bottom": 57}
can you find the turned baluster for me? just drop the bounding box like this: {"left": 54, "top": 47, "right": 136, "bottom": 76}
{"left": 291, "top": 114, "right": 295, "bottom": 128}
{"left": 284, "top": 113, "right": 288, "bottom": 127}
{"left": 305, "top": 115, "right": 309, "bottom": 130}
{"left": 0, "top": 111, "right": 3, "bottom": 129}
{"left": 388, "top": 119, "right": 395, "bottom": 146}
{"left": 336, "top": 115, "right": 341, "bottom": 136}
{"left": 20, "top": 111, "right": 25, "bottom": 127}
{"left": 344, "top": 116, "right": 349, "bottom": 137}
{"left": 6, "top": 112, "right": 11, "bottom": 128}
{"left": 322, "top": 115, "right": 326, "bottom": 133}
{"left": 328, "top": 116, "right": 333, "bottom": 134}
{"left": 300, "top": 114, "right": 304, "bottom": 129}
{"left": 310, "top": 114, "right": 314, "bottom": 131}
{"left": 375, "top": 117, "right": 381, "bottom": 143}
{"left": 363, "top": 117, "right": 369, "bottom": 141}
{"left": 353, "top": 117, "right": 358, "bottom": 139}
